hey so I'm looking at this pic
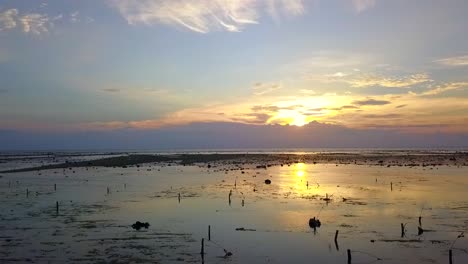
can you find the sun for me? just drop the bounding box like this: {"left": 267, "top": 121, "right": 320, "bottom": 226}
{"left": 289, "top": 113, "right": 308, "bottom": 127}
{"left": 267, "top": 110, "right": 310, "bottom": 127}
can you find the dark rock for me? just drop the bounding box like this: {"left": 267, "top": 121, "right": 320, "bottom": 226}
{"left": 264, "top": 179, "right": 271, "bottom": 184}
{"left": 223, "top": 249, "right": 233, "bottom": 258}
{"left": 309, "top": 217, "right": 321, "bottom": 229}
{"left": 131, "top": 221, "right": 150, "bottom": 230}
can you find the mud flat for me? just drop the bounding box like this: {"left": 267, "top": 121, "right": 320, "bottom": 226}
{"left": 2, "top": 151, "right": 467, "bottom": 173}
{"left": 0, "top": 152, "right": 467, "bottom": 263}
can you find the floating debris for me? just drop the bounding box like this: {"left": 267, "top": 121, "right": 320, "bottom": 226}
{"left": 323, "top": 193, "right": 332, "bottom": 202}
{"left": 265, "top": 179, "right": 271, "bottom": 184}
{"left": 235, "top": 227, "right": 256, "bottom": 231}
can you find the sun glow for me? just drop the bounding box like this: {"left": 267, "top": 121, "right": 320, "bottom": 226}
{"left": 290, "top": 113, "right": 308, "bottom": 127}
{"left": 268, "top": 110, "right": 310, "bottom": 127}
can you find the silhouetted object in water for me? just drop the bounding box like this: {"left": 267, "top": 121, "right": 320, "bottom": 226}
{"left": 223, "top": 249, "right": 233, "bottom": 258}
{"left": 418, "top": 226, "right": 424, "bottom": 236}
{"left": 200, "top": 238, "right": 204, "bottom": 255}
{"left": 264, "top": 179, "right": 271, "bottom": 184}
{"left": 131, "top": 221, "right": 150, "bottom": 230}
{"left": 235, "top": 227, "right": 256, "bottom": 231}
{"left": 309, "top": 217, "right": 321, "bottom": 231}
{"left": 334, "top": 230, "right": 340, "bottom": 251}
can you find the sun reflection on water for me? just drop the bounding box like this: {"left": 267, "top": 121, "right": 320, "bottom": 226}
{"left": 295, "top": 162, "right": 305, "bottom": 177}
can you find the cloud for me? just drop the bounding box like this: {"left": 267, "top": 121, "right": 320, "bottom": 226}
{"left": 20, "top": 13, "right": 50, "bottom": 34}
{"left": 70, "top": 11, "right": 80, "bottom": 23}
{"left": 421, "top": 82, "right": 468, "bottom": 96}
{"left": 300, "top": 52, "right": 367, "bottom": 70}
{"left": 361, "top": 113, "right": 401, "bottom": 118}
{"left": 299, "top": 89, "right": 316, "bottom": 95}
{"left": 312, "top": 71, "right": 432, "bottom": 88}
{"left": 0, "top": 8, "right": 51, "bottom": 35}
{"left": 352, "top": 0, "right": 376, "bottom": 13}
{"left": 3, "top": 121, "right": 467, "bottom": 150}
{"left": 435, "top": 55, "right": 468, "bottom": 67}
{"left": 231, "top": 112, "right": 273, "bottom": 124}
{"left": 251, "top": 105, "right": 281, "bottom": 112}
{"left": 252, "top": 82, "right": 282, "bottom": 95}
{"left": 101, "top": 88, "right": 121, "bottom": 93}
{"left": 346, "top": 73, "right": 431, "bottom": 88}
{"left": 328, "top": 105, "right": 359, "bottom": 111}
{"left": 0, "top": 9, "right": 18, "bottom": 31}
{"left": 352, "top": 98, "right": 391, "bottom": 106}
{"left": 109, "top": 0, "right": 304, "bottom": 33}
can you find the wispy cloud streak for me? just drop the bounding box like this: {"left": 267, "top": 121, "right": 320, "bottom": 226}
{"left": 109, "top": 0, "right": 304, "bottom": 33}
{"left": 352, "top": 0, "right": 376, "bottom": 13}
{"left": 435, "top": 55, "right": 468, "bottom": 67}
{"left": 0, "top": 8, "right": 51, "bottom": 34}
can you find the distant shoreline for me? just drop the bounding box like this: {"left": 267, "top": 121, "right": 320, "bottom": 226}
{"left": 2, "top": 152, "right": 467, "bottom": 173}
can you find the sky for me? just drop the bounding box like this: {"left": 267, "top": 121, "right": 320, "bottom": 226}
{"left": 0, "top": 0, "right": 468, "bottom": 149}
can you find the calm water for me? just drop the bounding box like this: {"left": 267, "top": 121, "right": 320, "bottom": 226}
{"left": 1, "top": 158, "right": 467, "bottom": 263}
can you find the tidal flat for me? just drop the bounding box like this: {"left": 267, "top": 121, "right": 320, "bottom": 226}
{"left": 0, "top": 151, "right": 467, "bottom": 263}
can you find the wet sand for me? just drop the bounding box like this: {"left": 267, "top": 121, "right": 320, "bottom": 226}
{"left": 1, "top": 152, "right": 468, "bottom": 263}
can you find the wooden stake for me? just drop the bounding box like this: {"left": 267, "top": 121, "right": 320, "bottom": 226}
{"left": 26, "top": 188, "right": 29, "bottom": 197}
{"left": 419, "top": 216, "right": 422, "bottom": 226}
{"left": 200, "top": 238, "right": 205, "bottom": 255}
{"left": 391, "top": 182, "right": 393, "bottom": 191}
{"left": 334, "top": 230, "right": 340, "bottom": 251}
{"left": 347, "top": 249, "right": 352, "bottom": 264}
{"left": 401, "top": 223, "right": 405, "bottom": 238}
{"left": 56, "top": 201, "right": 59, "bottom": 215}
{"left": 208, "top": 225, "right": 211, "bottom": 241}
{"left": 449, "top": 249, "right": 453, "bottom": 264}
{"left": 178, "top": 193, "right": 181, "bottom": 203}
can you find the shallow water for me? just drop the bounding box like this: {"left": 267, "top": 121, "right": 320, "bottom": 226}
{"left": 1, "top": 160, "right": 467, "bottom": 263}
